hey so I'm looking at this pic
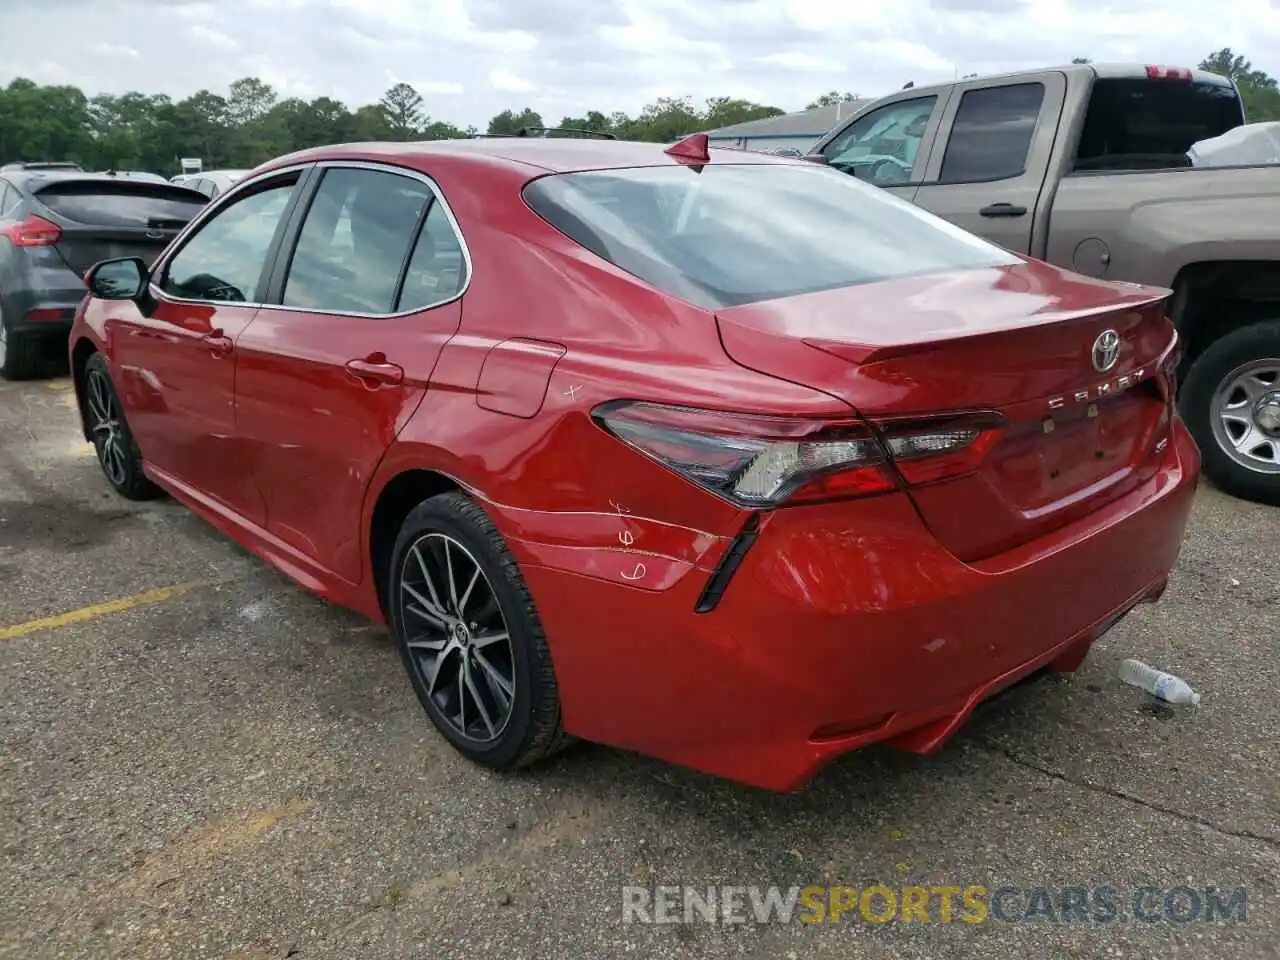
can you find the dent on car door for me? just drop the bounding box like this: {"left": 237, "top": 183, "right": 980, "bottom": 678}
{"left": 116, "top": 168, "right": 309, "bottom": 523}
{"left": 818, "top": 94, "right": 948, "bottom": 201}
{"left": 911, "top": 74, "right": 1067, "bottom": 254}
{"left": 233, "top": 163, "right": 467, "bottom": 582}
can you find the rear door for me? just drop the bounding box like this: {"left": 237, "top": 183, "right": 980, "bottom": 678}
{"left": 30, "top": 178, "right": 207, "bottom": 275}
{"left": 815, "top": 93, "right": 950, "bottom": 202}
{"left": 233, "top": 162, "right": 468, "bottom": 583}
{"left": 911, "top": 74, "right": 1067, "bottom": 254}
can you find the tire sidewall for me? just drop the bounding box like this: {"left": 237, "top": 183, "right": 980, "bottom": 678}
{"left": 1180, "top": 320, "right": 1280, "bottom": 506}
{"left": 388, "top": 496, "right": 543, "bottom": 768}
{"left": 84, "top": 353, "right": 146, "bottom": 496}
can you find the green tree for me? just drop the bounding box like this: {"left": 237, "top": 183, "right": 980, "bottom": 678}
{"left": 805, "top": 91, "right": 859, "bottom": 110}
{"left": 487, "top": 107, "right": 545, "bottom": 135}
{"left": 1199, "top": 47, "right": 1280, "bottom": 121}
{"left": 702, "top": 97, "right": 784, "bottom": 130}
{"left": 380, "top": 83, "right": 425, "bottom": 139}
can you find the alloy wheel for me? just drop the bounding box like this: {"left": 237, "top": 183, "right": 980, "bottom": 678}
{"left": 1210, "top": 359, "right": 1280, "bottom": 475}
{"left": 86, "top": 368, "right": 128, "bottom": 487}
{"left": 397, "top": 532, "right": 517, "bottom": 743}
{"left": 0, "top": 314, "right": 7, "bottom": 369}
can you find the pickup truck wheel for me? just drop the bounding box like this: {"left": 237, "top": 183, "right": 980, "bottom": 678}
{"left": 1180, "top": 320, "right": 1280, "bottom": 506}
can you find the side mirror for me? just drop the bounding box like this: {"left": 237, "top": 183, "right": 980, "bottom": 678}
{"left": 85, "top": 257, "right": 148, "bottom": 300}
{"left": 802, "top": 153, "right": 831, "bottom": 166}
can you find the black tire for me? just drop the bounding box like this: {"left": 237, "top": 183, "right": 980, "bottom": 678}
{"left": 1180, "top": 319, "right": 1280, "bottom": 506}
{"left": 83, "top": 353, "right": 163, "bottom": 501}
{"left": 0, "top": 310, "right": 45, "bottom": 381}
{"left": 388, "top": 492, "right": 570, "bottom": 770}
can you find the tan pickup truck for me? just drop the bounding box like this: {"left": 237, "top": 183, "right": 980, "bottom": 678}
{"left": 808, "top": 62, "right": 1280, "bottom": 505}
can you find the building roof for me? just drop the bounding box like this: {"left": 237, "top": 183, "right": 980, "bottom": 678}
{"left": 701, "top": 100, "right": 877, "bottom": 140}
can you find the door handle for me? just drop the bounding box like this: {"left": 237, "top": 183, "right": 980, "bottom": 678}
{"left": 345, "top": 357, "right": 404, "bottom": 386}
{"left": 203, "top": 329, "right": 233, "bottom": 356}
{"left": 979, "top": 202, "right": 1027, "bottom": 218}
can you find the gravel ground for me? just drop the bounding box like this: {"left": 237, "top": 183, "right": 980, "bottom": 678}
{"left": 1, "top": 375, "right": 1277, "bottom": 960}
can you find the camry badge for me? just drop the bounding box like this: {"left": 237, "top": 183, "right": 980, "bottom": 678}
{"left": 1092, "top": 329, "right": 1121, "bottom": 373}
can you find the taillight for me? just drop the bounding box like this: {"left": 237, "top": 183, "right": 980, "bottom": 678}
{"left": 1145, "top": 65, "right": 1194, "bottom": 81}
{"left": 0, "top": 214, "right": 61, "bottom": 247}
{"left": 592, "top": 401, "right": 1004, "bottom": 508}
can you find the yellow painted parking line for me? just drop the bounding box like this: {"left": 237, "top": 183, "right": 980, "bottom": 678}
{"left": 0, "top": 581, "right": 215, "bottom": 642}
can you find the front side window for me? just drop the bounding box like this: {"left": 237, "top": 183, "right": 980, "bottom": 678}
{"left": 524, "top": 163, "right": 1019, "bottom": 310}
{"left": 821, "top": 96, "right": 938, "bottom": 186}
{"left": 282, "top": 167, "right": 432, "bottom": 315}
{"left": 159, "top": 178, "right": 297, "bottom": 302}
{"left": 938, "top": 83, "right": 1045, "bottom": 184}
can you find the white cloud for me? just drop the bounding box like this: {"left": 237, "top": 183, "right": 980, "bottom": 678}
{"left": 0, "top": 0, "right": 1274, "bottom": 130}
{"left": 488, "top": 68, "right": 536, "bottom": 93}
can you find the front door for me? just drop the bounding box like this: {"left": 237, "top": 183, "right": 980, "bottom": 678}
{"left": 816, "top": 93, "right": 950, "bottom": 202}
{"left": 233, "top": 163, "right": 469, "bottom": 583}
{"left": 110, "top": 168, "right": 309, "bottom": 523}
{"left": 910, "top": 74, "right": 1068, "bottom": 254}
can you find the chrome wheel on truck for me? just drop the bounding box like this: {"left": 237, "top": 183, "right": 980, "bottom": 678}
{"left": 1210, "top": 359, "right": 1280, "bottom": 474}
{"left": 1181, "top": 319, "right": 1280, "bottom": 506}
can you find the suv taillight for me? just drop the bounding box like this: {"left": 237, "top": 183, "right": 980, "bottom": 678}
{"left": 0, "top": 214, "right": 61, "bottom": 247}
{"left": 593, "top": 401, "right": 1005, "bottom": 508}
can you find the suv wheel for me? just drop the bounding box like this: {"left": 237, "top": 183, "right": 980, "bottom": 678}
{"left": 1180, "top": 319, "right": 1280, "bottom": 506}
{"left": 0, "top": 307, "right": 44, "bottom": 380}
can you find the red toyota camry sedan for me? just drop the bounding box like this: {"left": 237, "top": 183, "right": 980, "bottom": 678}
{"left": 69, "top": 135, "right": 1199, "bottom": 791}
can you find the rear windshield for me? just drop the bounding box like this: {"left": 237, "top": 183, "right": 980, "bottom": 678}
{"left": 523, "top": 164, "right": 1019, "bottom": 310}
{"left": 33, "top": 181, "right": 207, "bottom": 227}
{"left": 1074, "top": 78, "right": 1245, "bottom": 171}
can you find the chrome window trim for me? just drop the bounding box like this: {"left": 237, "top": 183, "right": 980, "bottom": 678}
{"left": 147, "top": 159, "right": 473, "bottom": 318}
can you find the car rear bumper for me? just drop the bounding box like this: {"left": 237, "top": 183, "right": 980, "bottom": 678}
{"left": 517, "top": 418, "right": 1200, "bottom": 791}
{"left": 1, "top": 287, "right": 82, "bottom": 337}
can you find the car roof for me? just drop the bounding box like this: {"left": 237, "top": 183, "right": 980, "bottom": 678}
{"left": 260, "top": 137, "right": 792, "bottom": 176}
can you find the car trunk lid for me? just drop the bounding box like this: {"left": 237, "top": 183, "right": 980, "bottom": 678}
{"left": 715, "top": 261, "right": 1179, "bottom": 561}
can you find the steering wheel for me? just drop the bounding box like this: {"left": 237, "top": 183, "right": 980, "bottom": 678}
{"left": 869, "top": 157, "right": 911, "bottom": 185}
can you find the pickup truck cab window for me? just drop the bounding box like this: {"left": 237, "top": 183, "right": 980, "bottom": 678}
{"left": 939, "top": 83, "right": 1045, "bottom": 184}
{"left": 1073, "top": 78, "right": 1244, "bottom": 172}
{"left": 819, "top": 96, "right": 939, "bottom": 188}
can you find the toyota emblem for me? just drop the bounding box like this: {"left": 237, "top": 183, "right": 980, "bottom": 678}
{"left": 1091, "top": 329, "right": 1121, "bottom": 373}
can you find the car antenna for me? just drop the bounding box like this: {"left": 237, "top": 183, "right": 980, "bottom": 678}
{"left": 664, "top": 132, "right": 711, "bottom": 169}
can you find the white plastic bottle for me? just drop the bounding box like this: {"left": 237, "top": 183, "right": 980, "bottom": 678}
{"left": 1118, "top": 659, "right": 1202, "bottom": 705}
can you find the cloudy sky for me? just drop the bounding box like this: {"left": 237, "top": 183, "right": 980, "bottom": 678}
{"left": 3, "top": 0, "right": 1279, "bottom": 126}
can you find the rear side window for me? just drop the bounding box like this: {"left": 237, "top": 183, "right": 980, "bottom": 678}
{"left": 524, "top": 164, "right": 1019, "bottom": 310}
{"left": 1074, "top": 78, "right": 1245, "bottom": 171}
{"left": 33, "top": 181, "right": 207, "bottom": 227}
{"left": 939, "top": 83, "right": 1045, "bottom": 184}
{"left": 283, "top": 167, "right": 434, "bottom": 315}
{"left": 397, "top": 202, "right": 467, "bottom": 311}
{"left": 0, "top": 183, "right": 14, "bottom": 216}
